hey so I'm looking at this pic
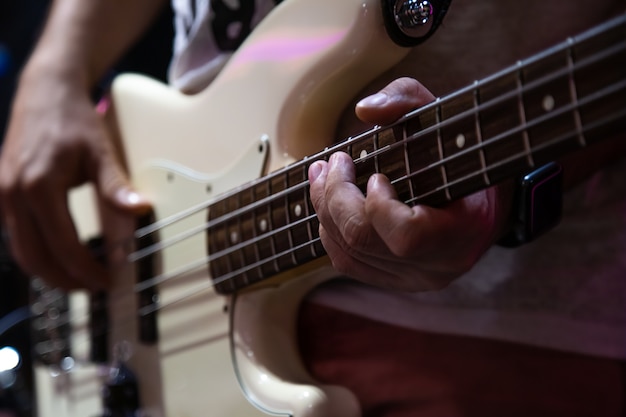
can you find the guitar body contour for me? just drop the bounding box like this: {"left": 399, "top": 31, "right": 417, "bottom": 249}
{"left": 33, "top": 0, "right": 408, "bottom": 415}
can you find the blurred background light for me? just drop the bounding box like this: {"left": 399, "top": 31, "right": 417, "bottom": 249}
{"left": 0, "top": 346, "right": 20, "bottom": 372}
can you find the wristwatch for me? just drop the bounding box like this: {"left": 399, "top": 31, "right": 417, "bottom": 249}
{"left": 498, "top": 162, "right": 564, "bottom": 247}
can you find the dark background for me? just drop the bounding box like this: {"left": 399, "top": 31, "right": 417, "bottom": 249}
{"left": 0, "top": 2, "right": 173, "bottom": 415}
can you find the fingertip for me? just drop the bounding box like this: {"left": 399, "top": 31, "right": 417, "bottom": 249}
{"left": 367, "top": 174, "right": 395, "bottom": 198}
{"left": 328, "top": 151, "right": 353, "bottom": 170}
{"left": 113, "top": 187, "right": 151, "bottom": 214}
{"left": 308, "top": 160, "right": 325, "bottom": 184}
{"left": 356, "top": 92, "right": 388, "bottom": 110}
{"left": 355, "top": 77, "right": 435, "bottom": 126}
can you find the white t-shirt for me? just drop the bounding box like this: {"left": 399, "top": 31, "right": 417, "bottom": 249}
{"left": 169, "top": 0, "right": 278, "bottom": 92}
{"left": 168, "top": 0, "right": 626, "bottom": 359}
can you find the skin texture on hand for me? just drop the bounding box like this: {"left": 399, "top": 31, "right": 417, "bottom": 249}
{"left": 0, "top": 73, "right": 150, "bottom": 290}
{"left": 308, "top": 78, "right": 513, "bottom": 292}
{"left": 0, "top": 0, "right": 164, "bottom": 290}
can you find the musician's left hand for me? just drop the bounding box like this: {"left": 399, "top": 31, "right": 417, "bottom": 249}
{"left": 308, "top": 78, "right": 513, "bottom": 291}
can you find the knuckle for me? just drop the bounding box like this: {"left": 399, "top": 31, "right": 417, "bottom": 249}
{"left": 340, "top": 213, "right": 372, "bottom": 251}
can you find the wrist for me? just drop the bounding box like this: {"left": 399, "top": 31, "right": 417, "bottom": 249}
{"left": 21, "top": 51, "right": 90, "bottom": 90}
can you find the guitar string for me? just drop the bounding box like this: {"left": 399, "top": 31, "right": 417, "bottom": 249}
{"left": 155, "top": 88, "right": 626, "bottom": 295}
{"left": 40, "top": 93, "right": 625, "bottom": 363}
{"left": 82, "top": 32, "right": 626, "bottom": 269}
{"left": 33, "top": 32, "right": 625, "bottom": 343}
{"left": 33, "top": 36, "right": 625, "bottom": 319}
{"left": 402, "top": 80, "right": 626, "bottom": 204}
{"left": 124, "top": 37, "right": 626, "bottom": 277}
{"left": 124, "top": 80, "right": 626, "bottom": 302}
{"left": 35, "top": 73, "right": 626, "bottom": 344}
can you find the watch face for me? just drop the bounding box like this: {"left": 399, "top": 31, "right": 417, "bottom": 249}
{"left": 521, "top": 162, "right": 563, "bottom": 243}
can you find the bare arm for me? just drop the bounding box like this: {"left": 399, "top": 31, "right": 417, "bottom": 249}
{"left": 25, "top": 0, "right": 168, "bottom": 90}
{"left": 0, "top": 0, "right": 167, "bottom": 289}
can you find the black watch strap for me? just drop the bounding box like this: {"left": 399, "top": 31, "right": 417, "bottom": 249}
{"left": 498, "top": 162, "right": 564, "bottom": 248}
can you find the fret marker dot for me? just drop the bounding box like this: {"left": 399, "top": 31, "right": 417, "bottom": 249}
{"left": 455, "top": 133, "right": 466, "bottom": 149}
{"left": 360, "top": 149, "right": 368, "bottom": 159}
{"left": 294, "top": 204, "right": 302, "bottom": 217}
{"left": 230, "top": 231, "right": 239, "bottom": 244}
{"left": 259, "top": 219, "right": 267, "bottom": 232}
{"left": 542, "top": 95, "right": 555, "bottom": 112}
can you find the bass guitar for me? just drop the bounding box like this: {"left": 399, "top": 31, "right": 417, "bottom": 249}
{"left": 31, "top": 0, "right": 626, "bottom": 415}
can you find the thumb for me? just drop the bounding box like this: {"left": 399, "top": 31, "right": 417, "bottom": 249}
{"left": 355, "top": 77, "right": 436, "bottom": 126}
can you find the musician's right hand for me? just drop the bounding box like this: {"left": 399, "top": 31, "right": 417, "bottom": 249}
{"left": 0, "top": 67, "right": 149, "bottom": 290}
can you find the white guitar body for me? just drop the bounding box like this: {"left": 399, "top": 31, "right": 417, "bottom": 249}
{"left": 33, "top": 0, "right": 408, "bottom": 416}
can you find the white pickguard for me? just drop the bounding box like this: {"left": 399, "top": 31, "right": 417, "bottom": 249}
{"left": 34, "top": 0, "right": 409, "bottom": 415}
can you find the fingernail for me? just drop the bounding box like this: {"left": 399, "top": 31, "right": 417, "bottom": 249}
{"left": 309, "top": 161, "right": 323, "bottom": 183}
{"left": 328, "top": 153, "right": 338, "bottom": 167}
{"left": 126, "top": 191, "right": 142, "bottom": 205}
{"left": 358, "top": 92, "right": 388, "bottom": 107}
{"left": 117, "top": 187, "right": 141, "bottom": 205}
{"left": 115, "top": 188, "right": 151, "bottom": 215}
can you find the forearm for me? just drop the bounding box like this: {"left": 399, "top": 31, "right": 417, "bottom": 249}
{"left": 23, "top": 0, "right": 168, "bottom": 90}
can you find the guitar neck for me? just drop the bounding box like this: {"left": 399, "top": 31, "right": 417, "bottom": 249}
{"left": 208, "top": 13, "right": 626, "bottom": 294}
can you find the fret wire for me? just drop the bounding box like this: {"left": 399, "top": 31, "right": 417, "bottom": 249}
{"left": 221, "top": 200, "right": 235, "bottom": 283}
{"left": 473, "top": 80, "right": 490, "bottom": 186}
{"left": 290, "top": 164, "right": 312, "bottom": 261}
{"left": 234, "top": 192, "right": 247, "bottom": 284}
{"left": 216, "top": 213, "right": 316, "bottom": 269}
{"left": 286, "top": 169, "right": 298, "bottom": 266}
{"left": 401, "top": 91, "right": 626, "bottom": 206}
{"left": 268, "top": 208, "right": 280, "bottom": 275}
{"left": 210, "top": 237, "right": 323, "bottom": 290}
{"left": 403, "top": 77, "right": 625, "bottom": 189}
{"left": 434, "top": 98, "right": 451, "bottom": 201}
{"left": 515, "top": 60, "right": 535, "bottom": 167}
{"left": 402, "top": 120, "right": 416, "bottom": 201}
{"left": 373, "top": 129, "right": 380, "bottom": 174}
{"left": 134, "top": 212, "right": 318, "bottom": 293}
{"left": 566, "top": 37, "right": 586, "bottom": 146}
{"left": 126, "top": 177, "right": 315, "bottom": 266}
{"left": 304, "top": 184, "right": 317, "bottom": 258}
{"left": 392, "top": 38, "right": 626, "bottom": 163}
{"left": 254, "top": 179, "right": 278, "bottom": 271}
{"left": 250, "top": 185, "right": 262, "bottom": 276}
{"left": 263, "top": 179, "right": 280, "bottom": 275}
